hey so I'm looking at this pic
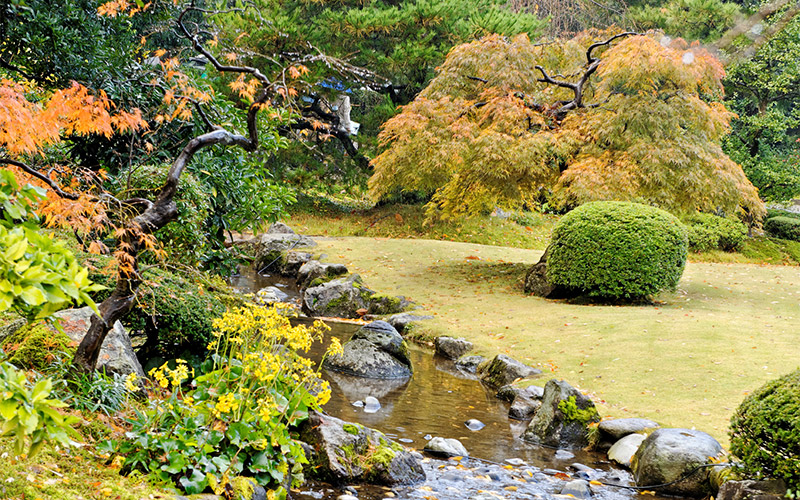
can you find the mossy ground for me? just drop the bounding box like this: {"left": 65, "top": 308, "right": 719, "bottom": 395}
{"left": 308, "top": 235, "right": 800, "bottom": 444}
{"left": 0, "top": 433, "right": 172, "bottom": 500}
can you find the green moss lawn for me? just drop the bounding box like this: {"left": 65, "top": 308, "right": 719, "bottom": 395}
{"left": 301, "top": 234, "right": 799, "bottom": 445}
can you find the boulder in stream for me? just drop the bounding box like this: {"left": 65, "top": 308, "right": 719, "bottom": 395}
{"left": 631, "top": 428, "right": 724, "bottom": 497}
{"left": 522, "top": 379, "right": 600, "bottom": 449}
{"left": 434, "top": 336, "right": 473, "bottom": 360}
{"left": 424, "top": 437, "right": 469, "bottom": 458}
{"left": 299, "top": 411, "right": 425, "bottom": 486}
{"left": 302, "top": 275, "right": 372, "bottom": 318}
{"left": 608, "top": 433, "right": 646, "bottom": 468}
{"left": 478, "top": 354, "right": 541, "bottom": 388}
{"left": 599, "top": 418, "right": 660, "bottom": 442}
{"left": 237, "top": 228, "right": 317, "bottom": 273}
{"left": 386, "top": 313, "right": 434, "bottom": 333}
{"left": 323, "top": 321, "right": 412, "bottom": 379}
{"left": 455, "top": 355, "right": 485, "bottom": 374}
{"left": 297, "top": 260, "right": 349, "bottom": 289}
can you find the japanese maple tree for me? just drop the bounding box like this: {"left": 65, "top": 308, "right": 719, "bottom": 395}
{"left": 369, "top": 30, "right": 765, "bottom": 224}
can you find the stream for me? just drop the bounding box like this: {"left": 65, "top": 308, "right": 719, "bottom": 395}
{"left": 230, "top": 268, "right": 670, "bottom": 500}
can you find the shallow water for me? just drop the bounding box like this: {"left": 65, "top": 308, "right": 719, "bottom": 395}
{"left": 232, "top": 268, "right": 663, "bottom": 500}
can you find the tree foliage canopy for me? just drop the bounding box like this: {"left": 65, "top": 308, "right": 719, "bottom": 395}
{"left": 370, "top": 30, "right": 765, "bottom": 222}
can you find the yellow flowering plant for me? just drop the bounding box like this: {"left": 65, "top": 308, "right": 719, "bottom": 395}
{"left": 103, "top": 304, "right": 340, "bottom": 497}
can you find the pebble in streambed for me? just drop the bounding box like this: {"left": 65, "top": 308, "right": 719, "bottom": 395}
{"left": 464, "top": 419, "right": 485, "bottom": 431}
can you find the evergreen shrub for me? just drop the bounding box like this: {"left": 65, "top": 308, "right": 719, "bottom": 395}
{"left": 547, "top": 201, "right": 688, "bottom": 300}
{"left": 682, "top": 213, "right": 747, "bottom": 252}
{"left": 764, "top": 216, "right": 800, "bottom": 242}
{"left": 730, "top": 368, "right": 800, "bottom": 488}
{"left": 126, "top": 268, "right": 225, "bottom": 359}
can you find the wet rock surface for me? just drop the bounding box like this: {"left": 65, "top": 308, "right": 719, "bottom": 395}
{"left": 599, "top": 418, "right": 660, "bottom": 442}
{"left": 631, "top": 428, "right": 723, "bottom": 497}
{"left": 522, "top": 379, "right": 600, "bottom": 449}
{"left": 455, "top": 355, "right": 485, "bottom": 374}
{"left": 478, "top": 354, "right": 541, "bottom": 388}
{"left": 434, "top": 336, "right": 473, "bottom": 360}
{"left": 386, "top": 313, "right": 434, "bottom": 333}
{"left": 299, "top": 411, "right": 425, "bottom": 486}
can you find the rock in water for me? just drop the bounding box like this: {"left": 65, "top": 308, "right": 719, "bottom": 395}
{"left": 434, "top": 336, "right": 473, "bottom": 360}
{"left": 464, "top": 419, "right": 485, "bottom": 431}
{"left": 455, "top": 355, "right": 485, "bottom": 374}
{"left": 608, "top": 433, "right": 646, "bottom": 468}
{"left": 351, "top": 321, "right": 410, "bottom": 367}
{"left": 522, "top": 379, "right": 600, "bottom": 449}
{"left": 302, "top": 275, "right": 372, "bottom": 318}
{"left": 299, "top": 411, "right": 425, "bottom": 486}
{"left": 424, "top": 437, "right": 469, "bottom": 458}
{"left": 364, "top": 396, "right": 381, "bottom": 413}
{"left": 631, "top": 428, "right": 723, "bottom": 497}
{"left": 478, "top": 354, "right": 541, "bottom": 388}
{"left": 323, "top": 339, "right": 412, "bottom": 379}
{"left": 561, "top": 479, "right": 592, "bottom": 499}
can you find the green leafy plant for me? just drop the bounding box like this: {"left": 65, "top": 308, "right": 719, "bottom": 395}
{"left": 682, "top": 213, "right": 748, "bottom": 252}
{"left": 730, "top": 368, "right": 800, "bottom": 489}
{"left": 0, "top": 170, "right": 104, "bottom": 320}
{"left": 107, "top": 305, "right": 341, "bottom": 496}
{"left": 557, "top": 396, "right": 600, "bottom": 424}
{"left": 764, "top": 216, "right": 800, "bottom": 242}
{"left": 547, "top": 201, "right": 688, "bottom": 300}
{"left": 0, "top": 357, "right": 81, "bottom": 457}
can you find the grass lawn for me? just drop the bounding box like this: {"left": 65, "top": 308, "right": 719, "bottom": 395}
{"left": 306, "top": 235, "right": 800, "bottom": 445}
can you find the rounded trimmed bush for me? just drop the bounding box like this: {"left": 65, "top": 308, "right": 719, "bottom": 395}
{"left": 683, "top": 213, "right": 747, "bottom": 252}
{"left": 730, "top": 368, "right": 800, "bottom": 488}
{"left": 547, "top": 201, "right": 688, "bottom": 300}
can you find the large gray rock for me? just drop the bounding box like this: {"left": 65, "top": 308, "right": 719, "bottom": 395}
{"left": 238, "top": 231, "right": 317, "bottom": 272}
{"left": 324, "top": 339, "right": 411, "bottom": 379}
{"left": 608, "top": 433, "right": 646, "bottom": 468}
{"left": 281, "top": 251, "right": 313, "bottom": 277}
{"left": 523, "top": 248, "right": 577, "bottom": 299}
{"left": 302, "top": 275, "right": 372, "bottom": 318}
{"left": 424, "top": 437, "right": 469, "bottom": 458}
{"left": 351, "top": 321, "right": 410, "bottom": 367}
{"left": 51, "top": 307, "right": 145, "bottom": 379}
{"left": 434, "top": 336, "right": 473, "bottom": 360}
{"left": 386, "top": 313, "right": 434, "bottom": 333}
{"left": 599, "top": 418, "right": 660, "bottom": 441}
{"left": 522, "top": 379, "right": 600, "bottom": 449}
{"left": 717, "top": 480, "right": 787, "bottom": 500}
{"left": 299, "top": 411, "right": 425, "bottom": 486}
{"left": 478, "top": 354, "right": 541, "bottom": 388}
{"left": 297, "top": 260, "right": 349, "bottom": 289}
{"left": 631, "top": 428, "right": 724, "bottom": 497}
{"left": 267, "top": 222, "right": 295, "bottom": 234}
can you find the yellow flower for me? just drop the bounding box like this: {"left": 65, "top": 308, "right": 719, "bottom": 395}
{"left": 214, "top": 393, "right": 239, "bottom": 417}
{"left": 124, "top": 373, "right": 140, "bottom": 393}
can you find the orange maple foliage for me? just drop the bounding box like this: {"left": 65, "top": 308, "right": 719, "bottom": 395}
{"left": 0, "top": 79, "right": 147, "bottom": 239}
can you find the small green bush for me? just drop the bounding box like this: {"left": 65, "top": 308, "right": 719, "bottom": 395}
{"left": 126, "top": 268, "right": 225, "bottom": 359}
{"left": 730, "top": 368, "right": 800, "bottom": 488}
{"left": 547, "top": 201, "right": 688, "bottom": 300}
{"left": 683, "top": 213, "right": 747, "bottom": 252}
{"left": 764, "top": 216, "right": 800, "bottom": 242}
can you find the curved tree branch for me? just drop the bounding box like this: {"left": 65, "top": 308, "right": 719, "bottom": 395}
{"left": 0, "top": 158, "right": 81, "bottom": 200}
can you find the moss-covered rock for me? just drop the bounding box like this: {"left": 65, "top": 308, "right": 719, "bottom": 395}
{"left": 0, "top": 322, "right": 74, "bottom": 370}
{"left": 299, "top": 411, "right": 425, "bottom": 486}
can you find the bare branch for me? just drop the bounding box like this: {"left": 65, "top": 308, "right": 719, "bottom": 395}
{"left": 586, "top": 32, "right": 639, "bottom": 64}
{"left": 0, "top": 158, "right": 81, "bottom": 200}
